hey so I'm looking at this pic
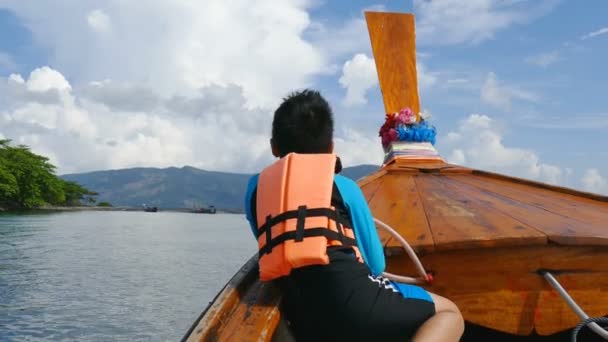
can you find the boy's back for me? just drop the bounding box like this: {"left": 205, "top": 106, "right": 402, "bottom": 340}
{"left": 244, "top": 89, "right": 464, "bottom": 341}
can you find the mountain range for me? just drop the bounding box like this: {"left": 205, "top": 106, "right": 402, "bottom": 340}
{"left": 60, "top": 164, "right": 379, "bottom": 212}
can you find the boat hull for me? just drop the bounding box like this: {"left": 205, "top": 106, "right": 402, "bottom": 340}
{"left": 182, "top": 251, "right": 607, "bottom": 341}
{"left": 385, "top": 244, "right": 608, "bottom": 336}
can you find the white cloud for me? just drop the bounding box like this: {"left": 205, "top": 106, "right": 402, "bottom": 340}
{"left": 339, "top": 54, "right": 377, "bottom": 106}
{"left": 308, "top": 17, "right": 370, "bottom": 68}
{"left": 580, "top": 27, "right": 608, "bottom": 40}
{"left": 0, "top": 52, "right": 16, "bottom": 71}
{"left": 480, "top": 72, "right": 538, "bottom": 111}
{"left": 1, "top": 0, "right": 325, "bottom": 108}
{"left": 1, "top": 67, "right": 385, "bottom": 174}
{"left": 338, "top": 53, "right": 437, "bottom": 107}
{"left": 582, "top": 168, "right": 608, "bottom": 194}
{"left": 523, "top": 113, "right": 608, "bottom": 129}
{"left": 334, "top": 127, "right": 384, "bottom": 167}
{"left": 306, "top": 5, "right": 387, "bottom": 65}
{"left": 0, "top": 67, "right": 275, "bottom": 174}
{"left": 25, "top": 66, "right": 72, "bottom": 92}
{"left": 417, "top": 62, "right": 437, "bottom": 90}
{"left": 448, "top": 149, "right": 466, "bottom": 165}
{"left": 439, "top": 113, "right": 563, "bottom": 185}
{"left": 87, "top": 9, "right": 111, "bottom": 33}
{"left": 413, "top": 0, "right": 559, "bottom": 45}
{"left": 9, "top": 74, "right": 24, "bottom": 83}
{"left": 446, "top": 78, "right": 469, "bottom": 85}
{"left": 525, "top": 50, "right": 560, "bottom": 67}
{"left": 0, "top": 2, "right": 397, "bottom": 175}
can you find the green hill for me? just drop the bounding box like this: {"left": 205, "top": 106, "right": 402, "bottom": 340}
{"left": 60, "top": 164, "right": 379, "bottom": 211}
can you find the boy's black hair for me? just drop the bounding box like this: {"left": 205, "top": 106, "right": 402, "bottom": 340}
{"left": 271, "top": 89, "right": 334, "bottom": 157}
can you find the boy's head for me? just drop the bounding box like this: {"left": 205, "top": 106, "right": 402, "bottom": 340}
{"left": 270, "top": 89, "right": 334, "bottom": 158}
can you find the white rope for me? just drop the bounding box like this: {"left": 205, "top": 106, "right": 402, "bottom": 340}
{"left": 541, "top": 271, "right": 608, "bottom": 340}
{"left": 373, "top": 217, "right": 430, "bottom": 285}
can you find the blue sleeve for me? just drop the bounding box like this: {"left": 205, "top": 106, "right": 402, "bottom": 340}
{"left": 244, "top": 174, "right": 259, "bottom": 238}
{"left": 334, "top": 175, "right": 385, "bottom": 276}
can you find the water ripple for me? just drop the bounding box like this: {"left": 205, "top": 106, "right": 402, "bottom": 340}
{"left": 0, "top": 211, "right": 255, "bottom": 341}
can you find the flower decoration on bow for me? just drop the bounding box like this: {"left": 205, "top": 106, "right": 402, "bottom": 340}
{"left": 378, "top": 107, "right": 437, "bottom": 149}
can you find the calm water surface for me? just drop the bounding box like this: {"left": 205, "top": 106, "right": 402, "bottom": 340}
{"left": 0, "top": 211, "right": 256, "bottom": 341}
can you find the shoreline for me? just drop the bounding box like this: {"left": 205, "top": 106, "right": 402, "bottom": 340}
{"left": 1, "top": 206, "right": 244, "bottom": 215}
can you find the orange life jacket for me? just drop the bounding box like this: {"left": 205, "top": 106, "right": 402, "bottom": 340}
{"left": 255, "top": 152, "right": 363, "bottom": 281}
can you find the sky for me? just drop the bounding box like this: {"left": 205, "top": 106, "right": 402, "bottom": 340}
{"left": 0, "top": 0, "right": 607, "bottom": 195}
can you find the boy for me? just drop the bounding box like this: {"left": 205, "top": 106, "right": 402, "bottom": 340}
{"left": 244, "top": 89, "right": 464, "bottom": 341}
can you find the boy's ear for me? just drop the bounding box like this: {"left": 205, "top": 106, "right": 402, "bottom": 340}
{"left": 270, "top": 139, "right": 280, "bottom": 157}
{"left": 329, "top": 141, "right": 334, "bottom": 153}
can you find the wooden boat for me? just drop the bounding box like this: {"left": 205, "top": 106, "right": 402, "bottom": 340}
{"left": 182, "top": 10, "right": 608, "bottom": 342}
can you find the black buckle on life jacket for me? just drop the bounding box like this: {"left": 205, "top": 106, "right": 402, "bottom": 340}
{"left": 333, "top": 210, "right": 345, "bottom": 244}
{"left": 265, "top": 214, "right": 272, "bottom": 248}
{"left": 295, "top": 205, "right": 307, "bottom": 242}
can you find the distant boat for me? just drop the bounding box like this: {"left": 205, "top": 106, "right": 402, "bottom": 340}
{"left": 192, "top": 205, "right": 216, "bottom": 214}
{"left": 143, "top": 205, "right": 158, "bottom": 212}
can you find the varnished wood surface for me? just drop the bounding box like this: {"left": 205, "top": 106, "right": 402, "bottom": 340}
{"left": 187, "top": 245, "right": 608, "bottom": 339}
{"left": 360, "top": 162, "right": 608, "bottom": 251}
{"left": 368, "top": 174, "right": 436, "bottom": 252}
{"left": 365, "top": 11, "right": 421, "bottom": 118}
{"left": 386, "top": 245, "right": 608, "bottom": 335}
{"left": 447, "top": 174, "right": 608, "bottom": 246}
{"left": 183, "top": 256, "right": 282, "bottom": 342}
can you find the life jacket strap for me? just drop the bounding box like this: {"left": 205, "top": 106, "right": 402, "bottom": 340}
{"left": 258, "top": 227, "right": 358, "bottom": 257}
{"left": 256, "top": 207, "right": 352, "bottom": 239}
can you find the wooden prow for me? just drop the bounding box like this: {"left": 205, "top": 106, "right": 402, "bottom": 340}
{"left": 365, "top": 11, "right": 421, "bottom": 119}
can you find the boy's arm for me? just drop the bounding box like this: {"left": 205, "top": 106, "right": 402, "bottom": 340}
{"left": 244, "top": 174, "right": 259, "bottom": 238}
{"left": 335, "top": 175, "right": 386, "bottom": 276}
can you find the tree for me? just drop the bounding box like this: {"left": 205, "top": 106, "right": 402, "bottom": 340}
{"left": 0, "top": 159, "right": 18, "bottom": 205}
{"left": 0, "top": 139, "right": 97, "bottom": 210}
{"left": 62, "top": 180, "right": 98, "bottom": 206}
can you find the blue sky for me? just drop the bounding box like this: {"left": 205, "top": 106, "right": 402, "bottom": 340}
{"left": 0, "top": 0, "right": 607, "bottom": 194}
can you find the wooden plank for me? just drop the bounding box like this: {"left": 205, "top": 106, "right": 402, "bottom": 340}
{"left": 447, "top": 174, "right": 608, "bottom": 246}
{"left": 414, "top": 174, "right": 547, "bottom": 250}
{"left": 457, "top": 174, "right": 608, "bottom": 221}
{"left": 414, "top": 174, "right": 547, "bottom": 251}
{"left": 356, "top": 168, "right": 386, "bottom": 189}
{"left": 185, "top": 256, "right": 260, "bottom": 341}
{"left": 367, "top": 173, "right": 435, "bottom": 253}
{"left": 185, "top": 255, "right": 284, "bottom": 342}
{"left": 473, "top": 169, "right": 608, "bottom": 203}
{"left": 386, "top": 245, "right": 608, "bottom": 335}
{"left": 359, "top": 175, "right": 384, "bottom": 202}
{"left": 214, "top": 281, "right": 282, "bottom": 342}
{"left": 365, "top": 11, "right": 420, "bottom": 117}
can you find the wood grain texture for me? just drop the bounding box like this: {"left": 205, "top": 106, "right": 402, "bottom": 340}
{"left": 214, "top": 281, "right": 282, "bottom": 342}
{"left": 184, "top": 256, "right": 283, "bottom": 342}
{"left": 365, "top": 11, "right": 420, "bottom": 118}
{"left": 414, "top": 174, "right": 547, "bottom": 251}
{"left": 367, "top": 173, "right": 435, "bottom": 253}
{"left": 473, "top": 169, "right": 608, "bottom": 203}
{"left": 357, "top": 170, "right": 385, "bottom": 195}
{"left": 386, "top": 245, "right": 608, "bottom": 335}
{"left": 447, "top": 174, "right": 608, "bottom": 246}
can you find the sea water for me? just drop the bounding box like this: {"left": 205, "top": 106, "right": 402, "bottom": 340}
{"left": 0, "top": 211, "right": 255, "bottom": 341}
